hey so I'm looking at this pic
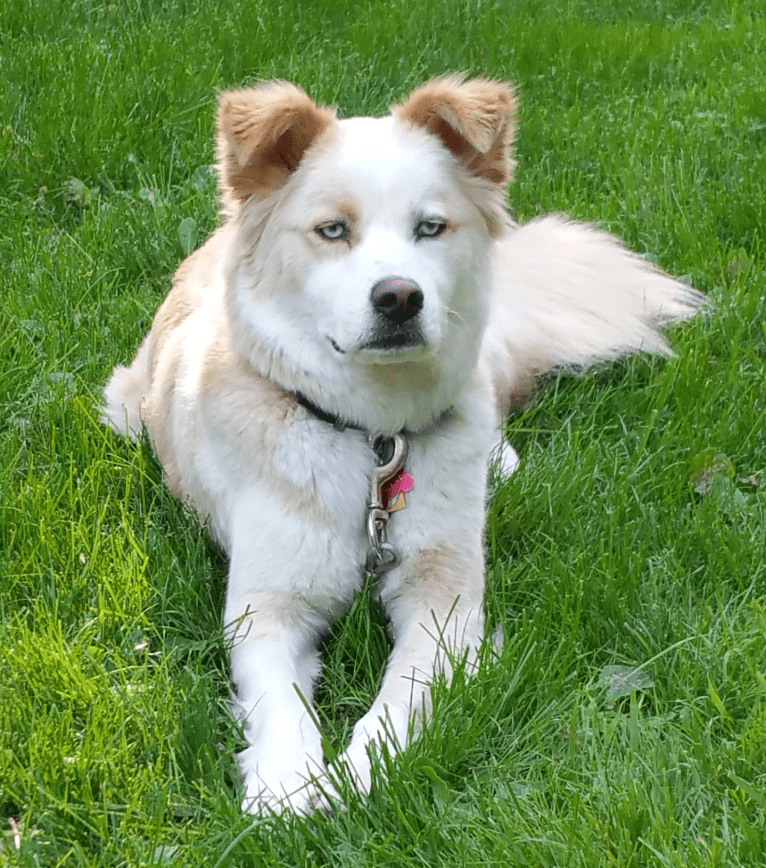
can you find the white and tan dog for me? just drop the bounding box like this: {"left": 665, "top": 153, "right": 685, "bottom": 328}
{"left": 104, "top": 76, "right": 704, "bottom": 813}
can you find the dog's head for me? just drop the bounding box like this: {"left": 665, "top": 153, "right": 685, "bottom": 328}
{"left": 216, "top": 76, "right": 516, "bottom": 431}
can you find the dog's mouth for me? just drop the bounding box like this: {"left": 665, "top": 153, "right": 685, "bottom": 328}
{"left": 362, "top": 330, "right": 427, "bottom": 352}
{"left": 329, "top": 324, "right": 428, "bottom": 360}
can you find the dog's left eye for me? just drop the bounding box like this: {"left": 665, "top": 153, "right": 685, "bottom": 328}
{"left": 316, "top": 221, "right": 348, "bottom": 241}
{"left": 415, "top": 219, "right": 446, "bottom": 240}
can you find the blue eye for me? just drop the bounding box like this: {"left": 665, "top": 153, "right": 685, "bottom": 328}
{"left": 416, "top": 219, "right": 446, "bottom": 239}
{"left": 316, "top": 221, "right": 348, "bottom": 241}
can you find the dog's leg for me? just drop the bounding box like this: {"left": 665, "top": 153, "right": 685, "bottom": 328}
{"left": 224, "top": 489, "right": 340, "bottom": 814}
{"left": 333, "top": 545, "right": 485, "bottom": 796}
{"left": 223, "top": 470, "right": 367, "bottom": 814}
{"left": 226, "top": 594, "right": 328, "bottom": 815}
{"left": 319, "top": 384, "right": 496, "bottom": 801}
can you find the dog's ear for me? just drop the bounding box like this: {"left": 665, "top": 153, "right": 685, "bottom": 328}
{"left": 393, "top": 75, "right": 516, "bottom": 185}
{"left": 216, "top": 81, "right": 337, "bottom": 204}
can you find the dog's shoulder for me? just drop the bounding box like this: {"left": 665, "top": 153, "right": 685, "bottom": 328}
{"left": 147, "top": 226, "right": 230, "bottom": 371}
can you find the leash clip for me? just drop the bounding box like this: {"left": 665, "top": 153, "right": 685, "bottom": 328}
{"left": 366, "top": 433, "right": 407, "bottom": 575}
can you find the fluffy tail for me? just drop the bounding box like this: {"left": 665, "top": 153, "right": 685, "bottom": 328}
{"left": 485, "top": 215, "right": 708, "bottom": 414}
{"left": 102, "top": 337, "right": 150, "bottom": 439}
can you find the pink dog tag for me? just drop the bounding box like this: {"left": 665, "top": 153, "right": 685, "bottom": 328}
{"left": 382, "top": 469, "right": 414, "bottom": 512}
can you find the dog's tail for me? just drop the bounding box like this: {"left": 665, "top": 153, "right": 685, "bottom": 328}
{"left": 102, "top": 336, "right": 151, "bottom": 439}
{"left": 485, "top": 215, "right": 708, "bottom": 414}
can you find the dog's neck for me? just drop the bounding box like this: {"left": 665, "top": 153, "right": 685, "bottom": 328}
{"left": 291, "top": 387, "right": 453, "bottom": 438}
{"left": 292, "top": 390, "right": 361, "bottom": 432}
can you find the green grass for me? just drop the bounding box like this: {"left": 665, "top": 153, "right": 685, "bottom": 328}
{"left": 2, "top": 0, "right": 765, "bottom": 864}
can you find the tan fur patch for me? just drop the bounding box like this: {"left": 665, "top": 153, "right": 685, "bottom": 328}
{"left": 142, "top": 338, "right": 184, "bottom": 496}
{"left": 147, "top": 228, "right": 229, "bottom": 377}
{"left": 216, "top": 81, "right": 337, "bottom": 207}
{"left": 392, "top": 74, "right": 516, "bottom": 186}
{"left": 197, "top": 344, "right": 332, "bottom": 527}
{"left": 493, "top": 366, "right": 540, "bottom": 419}
{"left": 412, "top": 544, "right": 482, "bottom": 601}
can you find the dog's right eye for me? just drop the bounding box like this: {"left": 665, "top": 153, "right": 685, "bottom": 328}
{"left": 316, "top": 221, "right": 348, "bottom": 241}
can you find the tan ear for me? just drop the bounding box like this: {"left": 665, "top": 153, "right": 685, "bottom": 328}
{"left": 392, "top": 75, "right": 516, "bottom": 185}
{"left": 216, "top": 81, "right": 337, "bottom": 203}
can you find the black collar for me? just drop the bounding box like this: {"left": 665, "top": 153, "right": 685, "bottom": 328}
{"left": 293, "top": 391, "right": 401, "bottom": 464}
{"left": 293, "top": 391, "right": 362, "bottom": 432}
{"left": 293, "top": 389, "right": 451, "bottom": 445}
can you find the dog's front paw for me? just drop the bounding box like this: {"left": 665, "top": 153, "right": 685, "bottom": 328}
{"left": 329, "top": 702, "right": 409, "bottom": 797}
{"left": 237, "top": 746, "right": 322, "bottom": 816}
{"left": 300, "top": 777, "right": 345, "bottom": 815}
{"left": 332, "top": 740, "right": 375, "bottom": 796}
{"left": 298, "top": 750, "right": 374, "bottom": 814}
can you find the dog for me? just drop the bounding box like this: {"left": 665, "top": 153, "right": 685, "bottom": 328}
{"left": 103, "top": 75, "right": 705, "bottom": 814}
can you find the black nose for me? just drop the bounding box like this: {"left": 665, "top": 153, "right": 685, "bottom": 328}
{"left": 370, "top": 277, "right": 424, "bottom": 325}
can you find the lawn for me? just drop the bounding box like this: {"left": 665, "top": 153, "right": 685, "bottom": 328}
{"left": 2, "top": 0, "right": 765, "bottom": 864}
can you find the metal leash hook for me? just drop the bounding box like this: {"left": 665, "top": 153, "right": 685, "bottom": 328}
{"left": 366, "top": 433, "right": 408, "bottom": 575}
